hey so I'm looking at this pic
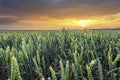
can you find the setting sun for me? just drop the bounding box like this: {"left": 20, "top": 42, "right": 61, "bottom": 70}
{"left": 75, "top": 20, "right": 92, "bottom": 27}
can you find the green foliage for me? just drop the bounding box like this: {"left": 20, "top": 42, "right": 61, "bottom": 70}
{"left": 0, "top": 30, "right": 120, "bottom": 80}
{"left": 80, "top": 65, "right": 84, "bottom": 79}
{"left": 33, "top": 58, "right": 43, "bottom": 78}
{"left": 10, "top": 56, "right": 22, "bottom": 80}
{"left": 97, "top": 58, "right": 103, "bottom": 80}
{"left": 112, "top": 54, "right": 120, "bottom": 67}
{"left": 42, "top": 56, "right": 46, "bottom": 72}
{"left": 86, "top": 65, "right": 93, "bottom": 80}
{"left": 60, "top": 60, "right": 66, "bottom": 80}
{"left": 72, "top": 63, "right": 78, "bottom": 80}
{"left": 65, "top": 61, "right": 69, "bottom": 80}
{"left": 49, "top": 66, "right": 57, "bottom": 80}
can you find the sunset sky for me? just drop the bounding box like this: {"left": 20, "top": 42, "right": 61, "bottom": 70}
{"left": 0, "top": 0, "right": 120, "bottom": 30}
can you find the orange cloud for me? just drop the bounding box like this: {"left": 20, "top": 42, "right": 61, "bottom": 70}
{"left": 14, "top": 12, "right": 120, "bottom": 29}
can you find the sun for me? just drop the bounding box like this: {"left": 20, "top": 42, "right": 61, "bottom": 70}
{"left": 79, "top": 20, "right": 88, "bottom": 27}
{"left": 59, "top": 19, "right": 95, "bottom": 28}
{"left": 75, "top": 20, "right": 92, "bottom": 27}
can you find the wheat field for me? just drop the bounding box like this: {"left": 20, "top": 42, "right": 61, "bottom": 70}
{"left": 0, "top": 30, "right": 120, "bottom": 80}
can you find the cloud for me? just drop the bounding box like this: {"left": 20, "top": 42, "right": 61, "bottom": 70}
{"left": 0, "top": 16, "right": 18, "bottom": 25}
{"left": 0, "top": 0, "right": 120, "bottom": 18}
{"left": 0, "top": 0, "right": 120, "bottom": 27}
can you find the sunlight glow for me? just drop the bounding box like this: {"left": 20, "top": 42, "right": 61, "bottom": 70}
{"left": 74, "top": 20, "right": 92, "bottom": 27}
{"left": 18, "top": 13, "right": 120, "bottom": 29}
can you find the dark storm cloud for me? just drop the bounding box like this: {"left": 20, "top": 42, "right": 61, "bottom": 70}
{"left": 0, "top": 0, "right": 120, "bottom": 22}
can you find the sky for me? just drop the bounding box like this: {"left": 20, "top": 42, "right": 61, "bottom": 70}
{"left": 0, "top": 0, "right": 120, "bottom": 30}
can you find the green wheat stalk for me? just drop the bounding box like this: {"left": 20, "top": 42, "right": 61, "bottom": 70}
{"left": 42, "top": 56, "right": 46, "bottom": 72}
{"left": 49, "top": 66, "right": 57, "bottom": 80}
{"left": 72, "top": 63, "right": 78, "bottom": 80}
{"left": 112, "top": 54, "right": 120, "bottom": 67}
{"left": 60, "top": 60, "right": 66, "bottom": 80}
{"left": 33, "top": 58, "right": 43, "bottom": 77}
{"left": 80, "top": 65, "right": 84, "bottom": 79}
{"left": 10, "top": 56, "right": 22, "bottom": 80}
{"left": 65, "top": 61, "right": 69, "bottom": 80}
{"left": 86, "top": 65, "right": 93, "bottom": 80}
{"left": 36, "top": 50, "right": 41, "bottom": 65}
{"left": 97, "top": 58, "right": 103, "bottom": 80}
